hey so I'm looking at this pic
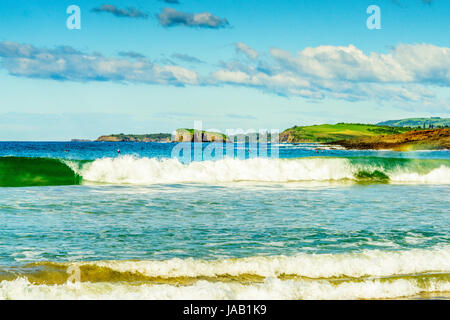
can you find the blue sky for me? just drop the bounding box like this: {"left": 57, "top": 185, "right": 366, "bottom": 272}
{"left": 0, "top": 0, "right": 449, "bottom": 140}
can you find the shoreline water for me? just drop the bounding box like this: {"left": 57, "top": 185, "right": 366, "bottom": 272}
{"left": 0, "top": 142, "right": 449, "bottom": 300}
{"left": 1, "top": 247, "right": 449, "bottom": 300}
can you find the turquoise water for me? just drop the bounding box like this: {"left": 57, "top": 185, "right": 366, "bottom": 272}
{"left": 0, "top": 142, "right": 449, "bottom": 299}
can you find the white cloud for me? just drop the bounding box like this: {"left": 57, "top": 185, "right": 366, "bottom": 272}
{"left": 212, "top": 43, "right": 449, "bottom": 102}
{"left": 235, "top": 42, "right": 259, "bottom": 60}
{"left": 0, "top": 41, "right": 199, "bottom": 86}
{"left": 269, "top": 43, "right": 450, "bottom": 85}
{"left": 0, "top": 41, "right": 448, "bottom": 104}
{"left": 92, "top": 5, "right": 148, "bottom": 19}
{"left": 157, "top": 8, "right": 229, "bottom": 28}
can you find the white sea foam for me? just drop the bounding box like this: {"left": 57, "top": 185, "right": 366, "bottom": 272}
{"left": 2, "top": 249, "right": 449, "bottom": 300}
{"left": 77, "top": 157, "right": 355, "bottom": 184}
{"left": 53, "top": 247, "right": 450, "bottom": 279}
{"left": 72, "top": 156, "right": 450, "bottom": 185}
{"left": 390, "top": 165, "right": 450, "bottom": 183}
{"left": 1, "top": 276, "right": 449, "bottom": 300}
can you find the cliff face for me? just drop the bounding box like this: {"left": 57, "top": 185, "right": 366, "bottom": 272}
{"left": 173, "top": 129, "right": 230, "bottom": 143}
{"left": 173, "top": 130, "right": 194, "bottom": 142}
{"left": 279, "top": 130, "right": 309, "bottom": 143}
{"left": 330, "top": 128, "right": 450, "bottom": 151}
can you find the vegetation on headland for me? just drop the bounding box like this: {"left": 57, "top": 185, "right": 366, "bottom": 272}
{"left": 377, "top": 117, "right": 450, "bottom": 128}
{"left": 93, "top": 118, "right": 450, "bottom": 150}
{"left": 280, "top": 123, "right": 410, "bottom": 143}
{"left": 96, "top": 133, "right": 172, "bottom": 142}
{"left": 96, "top": 130, "right": 229, "bottom": 143}
{"left": 329, "top": 128, "right": 450, "bottom": 151}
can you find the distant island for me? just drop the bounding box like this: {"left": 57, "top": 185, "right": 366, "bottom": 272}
{"left": 95, "top": 129, "right": 230, "bottom": 143}
{"left": 96, "top": 133, "right": 172, "bottom": 142}
{"left": 91, "top": 118, "right": 450, "bottom": 150}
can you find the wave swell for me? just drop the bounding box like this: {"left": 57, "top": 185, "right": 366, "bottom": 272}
{"left": 1, "top": 156, "right": 449, "bottom": 187}
{"left": 76, "top": 156, "right": 450, "bottom": 185}
{"left": 1, "top": 248, "right": 449, "bottom": 300}
{"left": 0, "top": 157, "right": 82, "bottom": 187}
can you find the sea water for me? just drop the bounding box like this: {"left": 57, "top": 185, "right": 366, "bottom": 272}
{"left": 0, "top": 142, "right": 449, "bottom": 299}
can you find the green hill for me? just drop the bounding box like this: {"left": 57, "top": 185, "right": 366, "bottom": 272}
{"left": 280, "top": 123, "right": 411, "bottom": 143}
{"left": 377, "top": 117, "right": 450, "bottom": 128}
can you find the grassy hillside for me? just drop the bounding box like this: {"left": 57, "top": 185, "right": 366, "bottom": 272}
{"left": 280, "top": 123, "right": 411, "bottom": 143}
{"left": 377, "top": 117, "right": 450, "bottom": 128}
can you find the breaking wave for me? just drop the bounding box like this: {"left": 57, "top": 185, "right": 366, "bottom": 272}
{"left": 1, "top": 248, "right": 449, "bottom": 299}
{"left": 75, "top": 156, "right": 450, "bottom": 185}
{"left": 1, "top": 156, "right": 449, "bottom": 187}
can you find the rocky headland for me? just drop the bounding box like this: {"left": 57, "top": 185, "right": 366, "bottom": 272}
{"left": 329, "top": 128, "right": 450, "bottom": 151}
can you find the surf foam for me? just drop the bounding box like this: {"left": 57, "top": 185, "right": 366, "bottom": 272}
{"left": 1, "top": 276, "right": 449, "bottom": 300}
{"left": 39, "top": 247, "right": 450, "bottom": 279}
{"left": 75, "top": 156, "right": 450, "bottom": 184}
{"left": 2, "top": 248, "right": 449, "bottom": 300}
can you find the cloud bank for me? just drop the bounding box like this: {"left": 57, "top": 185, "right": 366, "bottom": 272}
{"left": 212, "top": 43, "right": 449, "bottom": 102}
{"left": 0, "top": 41, "right": 198, "bottom": 85}
{"left": 157, "top": 8, "right": 230, "bottom": 28}
{"left": 0, "top": 41, "right": 448, "bottom": 103}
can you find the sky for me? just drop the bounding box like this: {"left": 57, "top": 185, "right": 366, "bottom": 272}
{"left": 0, "top": 0, "right": 449, "bottom": 140}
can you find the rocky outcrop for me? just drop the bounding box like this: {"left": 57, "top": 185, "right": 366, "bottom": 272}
{"left": 173, "top": 129, "right": 230, "bottom": 143}
{"left": 279, "top": 128, "right": 313, "bottom": 143}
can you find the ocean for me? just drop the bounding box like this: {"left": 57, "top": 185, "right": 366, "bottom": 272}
{"left": 0, "top": 141, "right": 449, "bottom": 299}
